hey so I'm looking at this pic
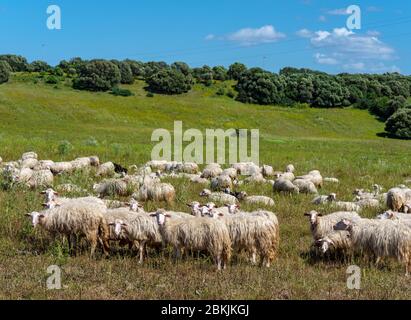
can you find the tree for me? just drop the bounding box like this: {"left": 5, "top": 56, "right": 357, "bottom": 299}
{"left": 143, "top": 61, "right": 168, "bottom": 78}
{"left": 124, "top": 59, "right": 145, "bottom": 78}
{"left": 146, "top": 68, "right": 192, "bottom": 94}
{"left": 385, "top": 108, "right": 411, "bottom": 139}
{"left": 212, "top": 66, "right": 228, "bottom": 81}
{"left": 171, "top": 62, "right": 191, "bottom": 76}
{"left": 72, "top": 60, "right": 121, "bottom": 91}
{"left": 111, "top": 60, "right": 134, "bottom": 84}
{"left": 0, "top": 61, "right": 11, "bottom": 84}
{"left": 0, "top": 54, "right": 28, "bottom": 72}
{"left": 30, "top": 60, "right": 52, "bottom": 73}
{"left": 235, "top": 68, "right": 285, "bottom": 105}
{"left": 193, "top": 65, "right": 213, "bottom": 86}
{"left": 58, "top": 57, "right": 87, "bottom": 75}
{"left": 370, "top": 96, "right": 406, "bottom": 121}
{"left": 227, "top": 62, "right": 247, "bottom": 80}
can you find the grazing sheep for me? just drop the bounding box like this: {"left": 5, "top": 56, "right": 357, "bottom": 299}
{"left": 244, "top": 173, "right": 266, "bottom": 184}
{"left": 151, "top": 209, "right": 231, "bottom": 270}
{"left": 332, "top": 201, "right": 361, "bottom": 212}
{"left": 232, "top": 162, "right": 260, "bottom": 176}
{"left": 93, "top": 176, "right": 141, "bottom": 198}
{"left": 273, "top": 178, "right": 299, "bottom": 194}
{"left": 304, "top": 210, "right": 361, "bottom": 241}
{"left": 222, "top": 168, "right": 237, "bottom": 179}
{"left": 236, "top": 191, "right": 275, "bottom": 207}
{"left": 293, "top": 179, "right": 318, "bottom": 194}
{"left": 211, "top": 174, "right": 232, "bottom": 191}
{"left": 285, "top": 164, "right": 295, "bottom": 173}
{"left": 21, "top": 158, "right": 38, "bottom": 169}
{"left": 386, "top": 187, "right": 411, "bottom": 212}
{"left": 334, "top": 218, "right": 411, "bottom": 276}
{"left": 201, "top": 163, "right": 223, "bottom": 179}
{"left": 96, "top": 162, "right": 115, "bottom": 177}
{"left": 50, "top": 162, "right": 73, "bottom": 175}
{"left": 34, "top": 160, "right": 55, "bottom": 171}
{"left": 26, "top": 201, "right": 110, "bottom": 257}
{"left": 274, "top": 172, "right": 295, "bottom": 181}
{"left": 315, "top": 231, "right": 352, "bottom": 255}
{"left": 26, "top": 169, "right": 53, "bottom": 189}
{"left": 376, "top": 210, "right": 411, "bottom": 222}
{"left": 71, "top": 156, "right": 99, "bottom": 171}
{"left": 21, "top": 152, "right": 38, "bottom": 161}
{"left": 355, "top": 197, "right": 381, "bottom": 210}
{"left": 312, "top": 193, "right": 337, "bottom": 205}
{"left": 296, "top": 170, "right": 323, "bottom": 189}
{"left": 324, "top": 177, "right": 339, "bottom": 184}
{"left": 189, "top": 175, "right": 209, "bottom": 184}
{"left": 136, "top": 183, "right": 175, "bottom": 204}
{"left": 55, "top": 183, "right": 86, "bottom": 194}
{"left": 200, "top": 189, "right": 238, "bottom": 205}
{"left": 262, "top": 165, "right": 274, "bottom": 177}
{"left": 176, "top": 162, "right": 199, "bottom": 174}
{"left": 104, "top": 208, "right": 139, "bottom": 246}
{"left": 146, "top": 160, "right": 168, "bottom": 172}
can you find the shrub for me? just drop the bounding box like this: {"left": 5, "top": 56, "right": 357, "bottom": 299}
{"left": 30, "top": 60, "right": 51, "bottom": 73}
{"left": 226, "top": 89, "right": 236, "bottom": 98}
{"left": 228, "top": 62, "right": 247, "bottom": 80}
{"left": 73, "top": 60, "right": 121, "bottom": 91}
{"left": 370, "top": 96, "right": 406, "bottom": 121}
{"left": 385, "top": 108, "right": 411, "bottom": 139}
{"left": 110, "top": 87, "right": 134, "bottom": 97}
{"left": 146, "top": 69, "right": 192, "bottom": 94}
{"left": 171, "top": 62, "right": 191, "bottom": 76}
{"left": 45, "top": 75, "right": 59, "bottom": 84}
{"left": 111, "top": 60, "right": 134, "bottom": 84}
{"left": 216, "top": 87, "right": 225, "bottom": 96}
{"left": 83, "top": 136, "right": 99, "bottom": 147}
{"left": 0, "top": 54, "right": 28, "bottom": 72}
{"left": 0, "top": 61, "right": 11, "bottom": 84}
{"left": 58, "top": 140, "right": 73, "bottom": 155}
{"left": 193, "top": 66, "right": 213, "bottom": 86}
{"left": 212, "top": 66, "right": 228, "bottom": 81}
{"left": 146, "top": 92, "right": 154, "bottom": 98}
{"left": 124, "top": 59, "right": 145, "bottom": 78}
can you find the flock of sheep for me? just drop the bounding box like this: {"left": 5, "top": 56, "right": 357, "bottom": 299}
{"left": 1, "top": 152, "right": 411, "bottom": 274}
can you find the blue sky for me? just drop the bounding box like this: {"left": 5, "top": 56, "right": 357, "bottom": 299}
{"left": 0, "top": 0, "right": 410, "bottom": 74}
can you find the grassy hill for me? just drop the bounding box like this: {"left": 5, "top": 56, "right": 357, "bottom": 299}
{"left": 0, "top": 74, "right": 411, "bottom": 299}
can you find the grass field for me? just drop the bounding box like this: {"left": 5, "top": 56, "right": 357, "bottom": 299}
{"left": 0, "top": 74, "right": 411, "bottom": 299}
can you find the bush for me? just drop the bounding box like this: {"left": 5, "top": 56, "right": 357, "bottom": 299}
{"left": 0, "top": 54, "right": 28, "bottom": 72}
{"left": 30, "top": 60, "right": 51, "bottom": 73}
{"left": 45, "top": 75, "right": 59, "bottom": 84}
{"left": 146, "top": 69, "right": 192, "bottom": 94}
{"left": 193, "top": 65, "right": 213, "bottom": 86}
{"left": 212, "top": 66, "right": 228, "bottom": 81}
{"left": 370, "top": 96, "right": 406, "bottom": 121}
{"left": 216, "top": 87, "right": 225, "bottom": 96}
{"left": 111, "top": 60, "right": 134, "bottom": 84}
{"left": 58, "top": 140, "right": 73, "bottom": 155}
{"left": 83, "top": 136, "right": 99, "bottom": 147}
{"left": 73, "top": 60, "right": 121, "bottom": 91}
{"left": 0, "top": 61, "right": 11, "bottom": 84}
{"left": 385, "top": 108, "right": 411, "bottom": 139}
{"left": 110, "top": 87, "right": 134, "bottom": 97}
{"left": 226, "top": 89, "right": 236, "bottom": 98}
{"left": 171, "top": 62, "right": 191, "bottom": 76}
{"left": 146, "top": 92, "right": 154, "bottom": 98}
{"left": 228, "top": 62, "right": 247, "bottom": 80}
{"left": 124, "top": 59, "right": 145, "bottom": 78}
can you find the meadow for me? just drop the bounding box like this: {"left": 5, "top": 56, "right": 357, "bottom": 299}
{"left": 0, "top": 74, "right": 410, "bottom": 299}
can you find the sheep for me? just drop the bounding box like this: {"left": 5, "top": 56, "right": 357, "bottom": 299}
{"left": 96, "top": 162, "right": 115, "bottom": 177}
{"left": 55, "top": 183, "right": 86, "bottom": 194}
{"left": 146, "top": 160, "right": 168, "bottom": 172}
{"left": 296, "top": 170, "right": 323, "bottom": 188}
{"left": 70, "top": 156, "right": 99, "bottom": 171}
{"left": 324, "top": 177, "right": 339, "bottom": 184}
{"left": 26, "top": 169, "right": 53, "bottom": 189}
{"left": 355, "top": 197, "right": 381, "bottom": 210}
{"left": 136, "top": 183, "right": 175, "bottom": 204}
{"left": 34, "top": 160, "right": 55, "bottom": 171}
{"left": 376, "top": 210, "right": 411, "bottom": 222}
{"left": 222, "top": 168, "right": 237, "bottom": 179}
{"left": 304, "top": 210, "right": 361, "bottom": 241}
{"left": 244, "top": 173, "right": 266, "bottom": 184}
{"left": 151, "top": 209, "right": 231, "bottom": 270}
{"left": 21, "top": 151, "right": 38, "bottom": 161}
{"left": 315, "top": 231, "right": 352, "bottom": 255}
{"left": 273, "top": 178, "right": 299, "bottom": 194}
{"left": 201, "top": 163, "right": 223, "bottom": 179}
{"left": 405, "top": 202, "right": 411, "bottom": 214}
{"left": 176, "top": 162, "right": 199, "bottom": 174}
{"left": 293, "top": 179, "right": 318, "bottom": 194}
{"left": 312, "top": 193, "right": 337, "bottom": 205}
{"left": 236, "top": 191, "right": 275, "bottom": 207}
{"left": 274, "top": 172, "right": 295, "bottom": 181}
{"left": 386, "top": 187, "right": 411, "bottom": 212}
{"left": 104, "top": 208, "right": 140, "bottom": 246}
{"left": 261, "top": 165, "right": 274, "bottom": 177}
{"left": 93, "top": 176, "right": 140, "bottom": 198}
{"left": 21, "top": 158, "right": 38, "bottom": 169}
{"left": 285, "top": 164, "right": 295, "bottom": 173}
{"left": 332, "top": 201, "right": 361, "bottom": 212}
{"left": 50, "top": 162, "right": 73, "bottom": 175}
{"left": 207, "top": 210, "right": 279, "bottom": 267}
{"left": 334, "top": 218, "right": 411, "bottom": 276}
{"left": 211, "top": 174, "right": 232, "bottom": 191}
{"left": 26, "top": 201, "right": 110, "bottom": 258}
{"left": 200, "top": 189, "right": 238, "bottom": 205}
{"left": 231, "top": 162, "right": 260, "bottom": 176}
{"left": 189, "top": 175, "right": 209, "bottom": 184}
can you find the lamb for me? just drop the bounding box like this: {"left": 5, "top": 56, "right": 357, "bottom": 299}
{"left": 26, "top": 201, "right": 110, "bottom": 258}
{"left": 273, "top": 178, "right": 299, "bottom": 194}
{"left": 324, "top": 177, "right": 340, "bottom": 184}
{"left": 386, "top": 187, "right": 411, "bottom": 212}
{"left": 261, "top": 165, "right": 274, "bottom": 177}
{"left": 34, "top": 160, "right": 55, "bottom": 171}
{"left": 21, "top": 152, "right": 38, "bottom": 161}
{"left": 96, "top": 162, "right": 115, "bottom": 177}
{"left": 222, "top": 168, "right": 238, "bottom": 179}
{"left": 211, "top": 174, "right": 232, "bottom": 191}
{"left": 332, "top": 201, "right": 361, "bottom": 212}
{"left": 207, "top": 210, "right": 279, "bottom": 267}
{"left": 293, "top": 179, "right": 318, "bottom": 194}
{"left": 334, "top": 218, "right": 411, "bottom": 276}
{"left": 25, "top": 169, "right": 54, "bottom": 189}
{"left": 151, "top": 209, "right": 231, "bottom": 270}
{"left": 312, "top": 193, "right": 337, "bottom": 205}
{"left": 136, "top": 183, "right": 175, "bottom": 204}
{"left": 285, "top": 164, "right": 295, "bottom": 173}
{"left": 304, "top": 210, "right": 361, "bottom": 241}
{"left": 315, "top": 231, "right": 352, "bottom": 255}
{"left": 200, "top": 189, "right": 238, "bottom": 205}
{"left": 201, "top": 163, "right": 223, "bottom": 179}
{"left": 236, "top": 191, "right": 275, "bottom": 207}
{"left": 50, "top": 162, "right": 73, "bottom": 175}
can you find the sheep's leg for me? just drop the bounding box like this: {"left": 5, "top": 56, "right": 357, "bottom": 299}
{"left": 250, "top": 248, "right": 257, "bottom": 265}
{"left": 87, "top": 233, "right": 98, "bottom": 259}
{"left": 216, "top": 255, "right": 222, "bottom": 271}
{"left": 173, "top": 246, "right": 181, "bottom": 261}
{"left": 138, "top": 242, "right": 146, "bottom": 264}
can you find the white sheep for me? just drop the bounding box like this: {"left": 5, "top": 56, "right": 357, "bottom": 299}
{"left": 151, "top": 209, "right": 231, "bottom": 270}
{"left": 312, "top": 193, "right": 337, "bottom": 205}
{"left": 201, "top": 163, "right": 223, "bottom": 179}
{"left": 334, "top": 218, "right": 411, "bottom": 276}
{"left": 211, "top": 174, "right": 232, "bottom": 190}
{"left": 386, "top": 187, "right": 411, "bottom": 212}
{"left": 293, "top": 179, "right": 318, "bottom": 194}
{"left": 26, "top": 201, "right": 110, "bottom": 257}
{"left": 200, "top": 189, "right": 238, "bottom": 205}
{"left": 50, "top": 162, "right": 73, "bottom": 175}
{"left": 261, "top": 165, "right": 274, "bottom": 177}
{"left": 296, "top": 170, "right": 323, "bottom": 188}
{"left": 332, "top": 201, "right": 361, "bottom": 212}
{"left": 222, "top": 168, "right": 238, "bottom": 179}
{"left": 273, "top": 178, "right": 299, "bottom": 194}
{"left": 96, "top": 162, "right": 115, "bottom": 177}
{"left": 315, "top": 231, "right": 352, "bottom": 255}
{"left": 236, "top": 191, "right": 275, "bottom": 207}
{"left": 285, "top": 164, "right": 295, "bottom": 173}
{"left": 136, "top": 182, "right": 175, "bottom": 204}
{"left": 21, "top": 151, "right": 38, "bottom": 161}
{"left": 34, "top": 160, "right": 55, "bottom": 171}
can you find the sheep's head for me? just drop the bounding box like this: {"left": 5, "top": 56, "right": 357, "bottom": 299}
{"left": 42, "top": 200, "right": 60, "bottom": 209}
{"left": 150, "top": 209, "right": 171, "bottom": 226}
{"left": 352, "top": 189, "right": 363, "bottom": 196}
{"left": 41, "top": 188, "right": 58, "bottom": 202}
{"left": 315, "top": 238, "right": 334, "bottom": 254}
{"left": 200, "top": 205, "right": 211, "bottom": 217}
{"left": 26, "top": 211, "right": 45, "bottom": 227}
{"left": 207, "top": 209, "right": 224, "bottom": 219}
{"left": 286, "top": 164, "right": 295, "bottom": 173}
{"left": 225, "top": 203, "right": 240, "bottom": 214}
{"left": 236, "top": 191, "right": 247, "bottom": 200}
{"left": 304, "top": 210, "right": 322, "bottom": 226}
{"left": 376, "top": 211, "right": 395, "bottom": 220}
{"left": 109, "top": 219, "right": 128, "bottom": 236}
{"left": 199, "top": 189, "right": 211, "bottom": 197}
{"left": 404, "top": 203, "right": 411, "bottom": 214}
{"left": 186, "top": 202, "right": 202, "bottom": 216}
{"left": 333, "top": 219, "right": 351, "bottom": 231}
{"left": 327, "top": 193, "right": 337, "bottom": 202}
{"left": 127, "top": 198, "right": 143, "bottom": 212}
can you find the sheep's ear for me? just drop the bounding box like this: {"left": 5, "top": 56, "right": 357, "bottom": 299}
{"left": 165, "top": 214, "right": 172, "bottom": 218}
{"left": 108, "top": 223, "right": 115, "bottom": 226}
{"left": 40, "top": 191, "right": 46, "bottom": 194}
{"left": 218, "top": 213, "right": 224, "bottom": 216}
{"left": 39, "top": 214, "right": 45, "bottom": 219}
{"left": 25, "top": 213, "right": 32, "bottom": 217}
{"left": 186, "top": 203, "right": 192, "bottom": 207}
{"left": 149, "top": 213, "right": 157, "bottom": 217}
{"left": 317, "top": 213, "right": 323, "bottom": 217}
{"left": 303, "top": 213, "right": 311, "bottom": 216}
{"left": 125, "top": 202, "right": 130, "bottom": 206}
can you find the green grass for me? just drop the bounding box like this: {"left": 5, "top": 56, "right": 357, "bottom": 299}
{"left": 0, "top": 74, "right": 411, "bottom": 300}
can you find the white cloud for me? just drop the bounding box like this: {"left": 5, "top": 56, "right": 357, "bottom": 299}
{"left": 314, "top": 53, "right": 339, "bottom": 65}
{"left": 227, "top": 25, "right": 285, "bottom": 45}
{"left": 342, "top": 62, "right": 365, "bottom": 71}
{"left": 296, "top": 29, "right": 313, "bottom": 38}
{"left": 319, "top": 15, "right": 327, "bottom": 22}
{"left": 326, "top": 8, "right": 349, "bottom": 15}
{"left": 205, "top": 34, "right": 215, "bottom": 41}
